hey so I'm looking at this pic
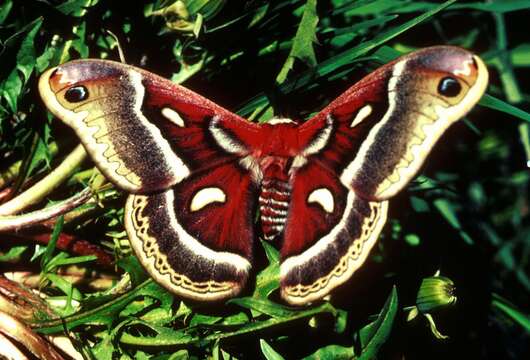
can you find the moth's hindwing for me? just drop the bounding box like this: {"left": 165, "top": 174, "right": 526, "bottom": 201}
{"left": 280, "top": 161, "right": 388, "bottom": 305}
{"left": 124, "top": 161, "right": 257, "bottom": 301}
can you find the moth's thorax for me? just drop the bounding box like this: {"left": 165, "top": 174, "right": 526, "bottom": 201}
{"left": 256, "top": 119, "right": 300, "bottom": 157}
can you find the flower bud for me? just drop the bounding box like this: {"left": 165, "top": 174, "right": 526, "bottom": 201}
{"left": 416, "top": 275, "right": 457, "bottom": 314}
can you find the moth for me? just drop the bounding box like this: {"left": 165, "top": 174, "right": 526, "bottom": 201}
{"left": 39, "top": 46, "right": 488, "bottom": 305}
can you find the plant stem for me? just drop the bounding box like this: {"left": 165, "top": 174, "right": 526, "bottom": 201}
{"left": 0, "top": 142, "right": 60, "bottom": 191}
{"left": 0, "top": 145, "right": 87, "bottom": 216}
{"left": 0, "top": 188, "right": 92, "bottom": 231}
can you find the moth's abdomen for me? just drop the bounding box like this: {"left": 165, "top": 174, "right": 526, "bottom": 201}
{"left": 259, "top": 178, "right": 291, "bottom": 240}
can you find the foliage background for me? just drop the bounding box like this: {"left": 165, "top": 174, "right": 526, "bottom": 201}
{"left": 0, "top": 0, "right": 529, "bottom": 359}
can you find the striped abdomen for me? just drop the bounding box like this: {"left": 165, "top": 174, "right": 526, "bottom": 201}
{"left": 259, "top": 178, "right": 291, "bottom": 240}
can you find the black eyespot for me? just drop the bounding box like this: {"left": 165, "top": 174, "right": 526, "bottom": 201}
{"left": 437, "top": 77, "right": 461, "bottom": 97}
{"left": 64, "top": 86, "right": 89, "bottom": 103}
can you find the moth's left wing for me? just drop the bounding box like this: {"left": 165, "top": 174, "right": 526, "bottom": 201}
{"left": 39, "top": 59, "right": 262, "bottom": 301}
{"left": 281, "top": 46, "right": 488, "bottom": 305}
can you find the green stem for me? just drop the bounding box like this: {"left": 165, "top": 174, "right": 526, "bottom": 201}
{"left": 0, "top": 145, "right": 87, "bottom": 216}
{"left": 0, "top": 142, "right": 59, "bottom": 190}
{"left": 119, "top": 302, "right": 336, "bottom": 347}
{"left": 32, "top": 279, "right": 151, "bottom": 334}
{"left": 493, "top": 12, "right": 523, "bottom": 103}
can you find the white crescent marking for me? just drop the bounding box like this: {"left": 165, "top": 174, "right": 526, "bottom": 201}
{"left": 291, "top": 155, "right": 308, "bottom": 171}
{"left": 161, "top": 107, "right": 185, "bottom": 127}
{"left": 308, "top": 188, "right": 334, "bottom": 213}
{"left": 210, "top": 116, "right": 247, "bottom": 154}
{"left": 302, "top": 116, "right": 333, "bottom": 156}
{"left": 163, "top": 191, "right": 248, "bottom": 267}
{"left": 190, "top": 187, "right": 226, "bottom": 212}
{"left": 350, "top": 104, "right": 373, "bottom": 128}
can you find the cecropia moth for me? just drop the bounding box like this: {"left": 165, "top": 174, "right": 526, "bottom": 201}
{"left": 38, "top": 46, "right": 488, "bottom": 305}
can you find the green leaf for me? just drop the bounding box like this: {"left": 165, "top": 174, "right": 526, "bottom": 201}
{"left": 410, "top": 196, "right": 430, "bottom": 213}
{"left": 171, "top": 55, "right": 206, "bottom": 84}
{"left": 221, "top": 312, "right": 249, "bottom": 326}
{"left": 452, "top": 0, "right": 530, "bottom": 13}
{"left": 1, "top": 18, "right": 42, "bottom": 112}
{"left": 328, "top": 15, "right": 399, "bottom": 47}
{"left": 334, "top": 308, "right": 348, "bottom": 334}
{"left": 71, "top": 21, "right": 89, "bottom": 58}
{"left": 383, "top": 0, "right": 530, "bottom": 14}
{"left": 26, "top": 133, "right": 53, "bottom": 177}
{"left": 248, "top": 3, "right": 269, "bottom": 28}
{"left": 46, "top": 253, "right": 97, "bottom": 272}
{"left": 433, "top": 198, "right": 474, "bottom": 245}
{"left": 492, "top": 293, "right": 530, "bottom": 333}
{"left": 33, "top": 280, "right": 163, "bottom": 333}
{"left": 260, "top": 339, "right": 286, "bottom": 360}
{"left": 16, "top": 18, "right": 42, "bottom": 82}
{"left": 358, "top": 286, "right": 398, "bottom": 360}
{"left": 91, "top": 330, "right": 116, "bottom": 360}
{"left": 46, "top": 273, "right": 83, "bottom": 303}
{"left": 479, "top": 94, "right": 530, "bottom": 124}
{"left": 405, "top": 233, "right": 421, "bottom": 247}
{"left": 303, "top": 344, "right": 354, "bottom": 360}
{"left": 510, "top": 44, "right": 530, "bottom": 67}
{"left": 118, "top": 302, "right": 337, "bottom": 347}
{"left": 56, "top": 0, "right": 93, "bottom": 17}
{"left": 253, "top": 240, "right": 280, "bottom": 299}
{"left": 228, "top": 297, "right": 296, "bottom": 318}
{"left": 0, "top": 245, "right": 28, "bottom": 262}
{"left": 0, "top": 0, "right": 13, "bottom": 24}
{"left": 40, "top": 216, "right": 64, "bottom": 270}
{"left": 333, "top": 0, "right": 401, "bottom": 16}
{"left": 276, "top": 0, "right": 319, "bottom": 83}
{"left": 117, "top": 255, "right": 148, "bottom": 287}
{"left": 239, "top": 0, "right": 457, "bottom": 116}
{"left": 518, "top": 124, "right": 530, "bottom": 168}
{"left": 189, "top": 313, "right": 222, "bottom": 326}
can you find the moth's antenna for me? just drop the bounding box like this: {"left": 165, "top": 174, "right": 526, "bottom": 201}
{"left": 105, "top": 30, "right": 127, "bottom": 64}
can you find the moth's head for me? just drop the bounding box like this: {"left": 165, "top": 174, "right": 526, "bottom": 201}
{"left": 39, "top": 60, "right": 131, "bottom": 124}
{"left": 396, "top": 46, "right": 488, "bottom": 121}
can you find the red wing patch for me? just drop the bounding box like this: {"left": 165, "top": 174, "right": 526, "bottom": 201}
{"left": 125, "top": 160, "right": 257, "bottom": 301}
{"left": 281, "top": 162, "right": 388, "bottom": 305}
{"left": 172, "top": 161, "right": 258, "bottom": 259}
